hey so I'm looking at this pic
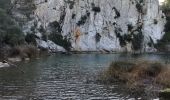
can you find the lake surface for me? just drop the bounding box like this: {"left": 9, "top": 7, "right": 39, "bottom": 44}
{"left": 0, "top": 53, "right": 170, "bottom": 100}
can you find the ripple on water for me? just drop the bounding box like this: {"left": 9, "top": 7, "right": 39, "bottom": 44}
{"left": 0, "top": 53, "right": 170, "bottom": 99}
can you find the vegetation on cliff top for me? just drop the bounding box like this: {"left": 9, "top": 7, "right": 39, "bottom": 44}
{"left": 156, "top": 0, "right": 170, "bottom": 51}
{"left": 162, "top": 0, "right": 170, "bottom": 10}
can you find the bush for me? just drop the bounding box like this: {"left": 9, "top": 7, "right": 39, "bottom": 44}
{"left": 0, "top": 0, "right": 11, "bottom": 10}
{"left": 95, "top": 33, "right": 101, "bottom": 43}
{"left": 9, "top": 45, "right": 39, "bottom": 58}
{"left": 0, "top": 45, "right": 11, "bottom": 60}
{"left": 161, "top": 0, "right": 170, "bottom": 11}
{"left": 161, "top": 32, "right": 170, "bottom": 43}
{"left": 165, "top": 16, "right": 170, "bottom": 32}
{"left": 100, "top": 60, "right": 170, "bottom": 88}
{"left": 15, "top": 0, "right": 36, "bottom": 18}
{"left": 49, "top": 21, "right": 62, "bottom": 33}
{"left": 48, "top": 33, "right": 71, "bottom": 51}
{"left": 92, "top": 7, "right": 101, "bottom": 12}
{"left": 25, "top": 33, "right": 38, "bottom": 45}
{"left": 155, "top": 32, "right": 170, "bottom": 51}
{"left": 0, "top": 7, "right": 24, "bottom": 46}
{"left": 132, "top": 31, "right": 144, "bottom": 50}
{"left": 77, "top": 15, "right": 87, "bottom": 26}
{"left": 113, "top": 7, "right": 120, "bottom": 18}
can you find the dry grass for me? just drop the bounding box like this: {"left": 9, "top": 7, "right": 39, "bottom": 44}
{"left": 156, "top": 65, "right": 170, "bottom": 87}
{"left": 9, "top": 44, "right": 39, "bottom": 59}
{"left": 0, "top": 44, "right": 50, "bottom": 62}
{"left": 101, "top": 60, "right": 170, "bottom": 89}
{"left": 0, "top": 45, "right": 11, "bottom": 61}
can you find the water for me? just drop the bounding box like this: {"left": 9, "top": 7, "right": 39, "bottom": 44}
{"left": 0, "top": 53, "right": 169, "bottom": 100}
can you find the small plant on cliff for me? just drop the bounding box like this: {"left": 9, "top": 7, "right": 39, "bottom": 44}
{"left": 112, "top": 7, "right": 120, "bottom": 19}
{"left": 67, "top": 0, "right": 75, "bottom": 9}
{"left": 132, "top": 31, "right": 144, "bottom": 50}
{"left": 95, "top": 33, "right": 101, "bottom": 43}
{"left": 77, "top": 15, "right": 88, "bottom": 26}
{"left": 49, "top": 21, "right": 62, "bottom": 33}
{"left": 25, "top": 33, "right": 38, "bottom": 45}
{"left": 154, "top": 19, "right": 158, "bottom": 24}
{"left": 155, "top": 32, "right": 170, "bottom": 51}
{"left": 92, "top": 7, "right": 101, "bottom": 13}
{"left": 48, "top": 33, "right": 71, "bottom": 51}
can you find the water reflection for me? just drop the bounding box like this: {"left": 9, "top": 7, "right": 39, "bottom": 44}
{"left": 0, "top": 53, "right": 169, "bottom": 99}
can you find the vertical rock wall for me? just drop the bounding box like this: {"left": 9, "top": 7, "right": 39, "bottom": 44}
{"left": 12, "top": 0, "right": 166, "bottom": 52}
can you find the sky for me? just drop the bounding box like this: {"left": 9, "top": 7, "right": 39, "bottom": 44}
{"left": 159, "top": 0, "right": 165, "bottom": 5}
{"left": 159, "top": 0, "right": 165, "bottom": 3}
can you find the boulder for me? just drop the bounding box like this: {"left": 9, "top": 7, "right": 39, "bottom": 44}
{"left": 8, "top": 57, "right": 22, "bottom": 62}
{"left": 36, "top": 39, "right": 66, "bottom": 53}
{"left": 0, "top": 62, "right": 10, "bottom": 68}
{"left": 47, "top": 40, "right": 66, "bottom": 52}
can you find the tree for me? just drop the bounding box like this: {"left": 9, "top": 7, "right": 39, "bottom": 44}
{"left": 0, "top": 0, "right": 24, "bottom": 46}
{"left": 162, "top": 0, "right": 170, "bottom": 10}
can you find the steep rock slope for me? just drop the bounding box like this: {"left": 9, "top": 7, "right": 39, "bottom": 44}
{"left": 12, "top": 0, "right": 166, "bottom": 52}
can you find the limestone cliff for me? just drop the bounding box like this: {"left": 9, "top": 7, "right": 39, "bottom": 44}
{"left": 11, "top": 0, "right": 166, "bottom": 52}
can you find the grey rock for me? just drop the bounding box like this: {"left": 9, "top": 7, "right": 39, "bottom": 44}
{"left": 11, "top": 0, "right": 166, "bottom": 52}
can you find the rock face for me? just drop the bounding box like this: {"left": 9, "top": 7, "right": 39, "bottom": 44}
{"left": 11, "top": 0, "right": 166, "bottom": 52}
{"left": 36, "top": 39, "right": 66, "bottom": 52}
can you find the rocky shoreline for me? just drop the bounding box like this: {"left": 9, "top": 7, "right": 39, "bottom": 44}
{"left": 0, "top": 45, "right": 169, "bottom": 69}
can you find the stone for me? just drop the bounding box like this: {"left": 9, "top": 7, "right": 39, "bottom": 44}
{"left": 36, "top": 39, "right": 49, "bottom": 49}
{"left": 0, "top": 62, "right": 10, "bottom": 68}
{"left": 12, "top": 0, "right": 166, "bottom": 53}
{"left": 36, "top": 39, "right": 66, "bottom": 52}
{"left": 8, "top": 57, "right": 22, "bottom": 62}
{"left": 47, "top": 40, "right": 66, "bottom": 52}
{"left": 24, "top": 58, "right": 30, "bottom": 61}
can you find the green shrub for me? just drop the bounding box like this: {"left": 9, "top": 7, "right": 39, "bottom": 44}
{"left": 136, "top": 3, "right": 143, "bottom": 13}
{"left": 161, "top": 0, "right": 170, "bottom": 11}
{"left": 49, "top": 21, "right": 62, "bottom": 33}
{"left": 15, "top": 0, "right": 36, "bottom": 19}
{"left": 0, "top": 0, "right": 11, "bottom": 10}
{"left": 0, "top": 24, "right": 24, "bottom": 46}
{"left": 0, "top": 45, "right": 11, "bottom": 60}
{"left": 25, "top": 33, "right": 38, "bottom": 45}
{"left": 67, "top": 1, "right": 75, "bottom": 9}
{"left": 77, "top": 15, "right": 87, "bottom": 26}
{"left": 165, "top": 16, "right": 170, "bottom": 32}
{"left": 48, "top": 33, "right": 71, "bottom": 51}
{"left": 95, "top": 33, "right": 101, "bottom": 43}
{"left": 161, "top": 32, "right": 170, "bottom": 43}
{"left": 92, "top": 7, "right": 101, "bottom": 12}
{"left": 0, "top": 7, "right": 24, "bottom": 46}
{"left": 155, "top": 32, "right": 170, "bottom": 51}
{"left": 112, "top": 7, "right": 120, "bottom": 18}
{"left": 132, "top": 31, "right": 144, "bottom": 50}
{"left": 4, "top": 26, "right": 24, "bottom": 46}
